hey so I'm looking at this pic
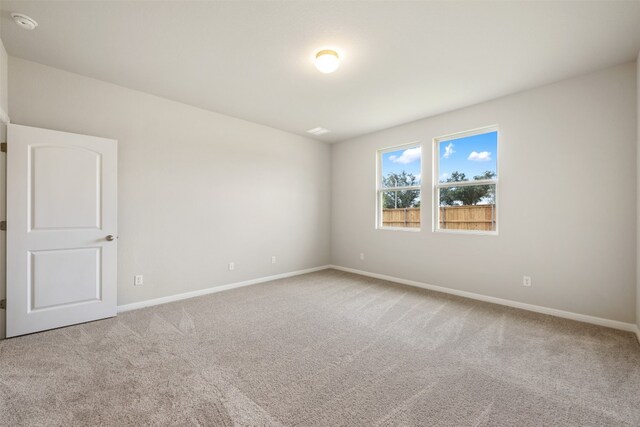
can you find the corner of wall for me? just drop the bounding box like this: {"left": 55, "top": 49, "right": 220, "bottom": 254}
{"left": 0, "top": 37, "right": 8, "bottom": 129}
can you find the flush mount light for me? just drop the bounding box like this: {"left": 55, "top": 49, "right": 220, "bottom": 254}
{"left": 307, "top": 127, "right": 331, "bottom": 136}
{"left": 315, "top": 50, "right": 340, "bottom": 74}
{"left": 11, "top": 13, "right": 38, "bottom": 30}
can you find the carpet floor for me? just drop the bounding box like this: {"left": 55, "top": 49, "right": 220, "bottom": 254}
{"left": 1, "top": 269, "right": 639, "bottom": 426}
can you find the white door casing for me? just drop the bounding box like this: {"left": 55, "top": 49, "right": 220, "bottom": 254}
{"left": 6, "top": 124, "right": 117, "bottom": 337}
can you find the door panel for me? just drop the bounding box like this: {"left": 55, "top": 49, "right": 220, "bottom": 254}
{"left": 6, "top": 124, "right": 117, "bottom": 337}
{"left": 30, "top": 248, "right": 101, "bottom": 310}
{"left": 31, "top": 145, "right": 101, "bottom": 230}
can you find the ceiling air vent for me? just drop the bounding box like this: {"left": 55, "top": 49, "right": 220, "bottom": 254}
{"left": 307, "top": 127, "right": 331, "bottom": 136}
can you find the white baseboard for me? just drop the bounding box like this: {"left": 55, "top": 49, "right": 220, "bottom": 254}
{"left": 329, "top": 265, "right": 638, "bottom": 334}
{"left": 117, "top": 265, "right": 332, "bottom": 313}
{"left": 116, "top": 263, "right": 640, "bottom": 339}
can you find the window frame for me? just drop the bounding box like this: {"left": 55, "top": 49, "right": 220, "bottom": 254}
{"left": 432, "top": 125, "right": 499, "bottom": 236}
{"left": 376, "top": 141, "right": 423, "bottom": 232}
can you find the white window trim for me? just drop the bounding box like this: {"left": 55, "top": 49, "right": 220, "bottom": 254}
{"left": 432, "top": 125, "right": 499, "bottom": 236}
{"left": 376, "top": 141, "right": 422, "bottom": 231}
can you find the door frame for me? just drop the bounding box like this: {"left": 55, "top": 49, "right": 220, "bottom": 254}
{"left": 0, "top": 119, "right": 7, "bottom": 339}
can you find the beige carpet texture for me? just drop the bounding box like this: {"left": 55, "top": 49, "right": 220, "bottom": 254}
{"left": 0, "top": 269, "right": 639, "bottom": 426}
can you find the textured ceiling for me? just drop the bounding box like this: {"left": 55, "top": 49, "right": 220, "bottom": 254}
{"left": 2, "top": 1, "right": 640, "bottom": 142}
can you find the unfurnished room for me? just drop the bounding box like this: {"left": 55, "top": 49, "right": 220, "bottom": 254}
{"left": 0, "top": 1, "right": 639, "bottom": 426}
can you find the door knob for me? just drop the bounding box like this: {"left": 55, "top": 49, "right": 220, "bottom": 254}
{"left": 106, "top": 235, "right": 116, "bottom": 241}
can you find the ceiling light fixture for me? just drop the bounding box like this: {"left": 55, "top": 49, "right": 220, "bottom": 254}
{"left": 11, "top": 13, "right": 38, "bottom": 30}
{"left": 315, "top": 50, "right": 340, "bottom": 74}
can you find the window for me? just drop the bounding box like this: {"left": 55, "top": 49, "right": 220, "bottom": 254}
{"left": 377, "top": 143, "right": 422, "bottom": 230}
{"left": 434, "top": 127, "right": 498, "bottom": 234}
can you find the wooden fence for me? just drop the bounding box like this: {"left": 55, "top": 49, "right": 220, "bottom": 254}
{"left": 382, "top": 207, "right": 420, "bottom": 228}
{"left": 439, "top": 204, "right": 496, "bottom": 231}
{"left": 382, "top": 204, "right": 496, "bottom": 231}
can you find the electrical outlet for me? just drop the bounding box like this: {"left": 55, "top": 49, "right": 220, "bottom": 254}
{"left": 271, "top": 256, "right": 277, "bottom": 264}
{"left": 359, "top": 253, "right": 365, "bottom": 260}
{"left": 523, "top": 276, "right": 532, "bottom": 287}
{"left": 134, "top": 275, "right": 143, "bottom": 286}
{"left": 228, "top": 262, "right": 235, "bottom": 271}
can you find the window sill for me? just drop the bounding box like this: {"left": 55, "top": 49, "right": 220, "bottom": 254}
{"left": 434, "top": 228, "right": 498, "bottom": 236}
{"left": 376, "top": 226, "right": 421, "bottom": 232}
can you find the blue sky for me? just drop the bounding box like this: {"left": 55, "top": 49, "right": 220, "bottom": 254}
{"left": 438, "top": 131, "right": 497, "bottom": 182}
{"left": 381, "top": 131, "right": 497, "bottom": 185}
{"left": 382, "top": 146, "right": 422, "bottom": 184}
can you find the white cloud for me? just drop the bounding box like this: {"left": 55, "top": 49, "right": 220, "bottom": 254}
{"left": 439, "top": 172, "right": 449, "bottom": 181}
{"left": 390, "top": 147, "right": 421, "bottom": 164}
{"left": 468, "top": 151, "right": 492, "bottom": 162}
{"left": 442, "top": 143, "right": 455, "bottom": 159}
{"left": 415, "top": 173, "right": 421, "bottom": 182}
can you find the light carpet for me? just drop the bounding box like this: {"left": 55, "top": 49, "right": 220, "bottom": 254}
{"left": 1, "top": 269, "right": 639, "bottom": 426}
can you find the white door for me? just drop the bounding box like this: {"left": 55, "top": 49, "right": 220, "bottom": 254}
{"left": 6, "top": 124, "right": 117, "bottom": 337}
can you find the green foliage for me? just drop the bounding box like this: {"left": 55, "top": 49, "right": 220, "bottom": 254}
{"left": 381, "top": 170, "right": 495, "bottom": 208}
{"left": 382, "top": 171, "right": 420, "bottom": 209}
{"left": 439, "top": 171, "right": 496, "bottom": 206}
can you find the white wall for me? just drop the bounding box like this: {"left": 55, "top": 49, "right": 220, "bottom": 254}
{"left": 332, "top": 62, "right": 637, "bottom": 324}
{"left": 8, "top": 57, "right": 331, "bottom": 307}
{"left": 4, "top": 56, "right": 639, "bottom": 330}
{"left": 0, "top": 38, "right": 6, "bottom": 122}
